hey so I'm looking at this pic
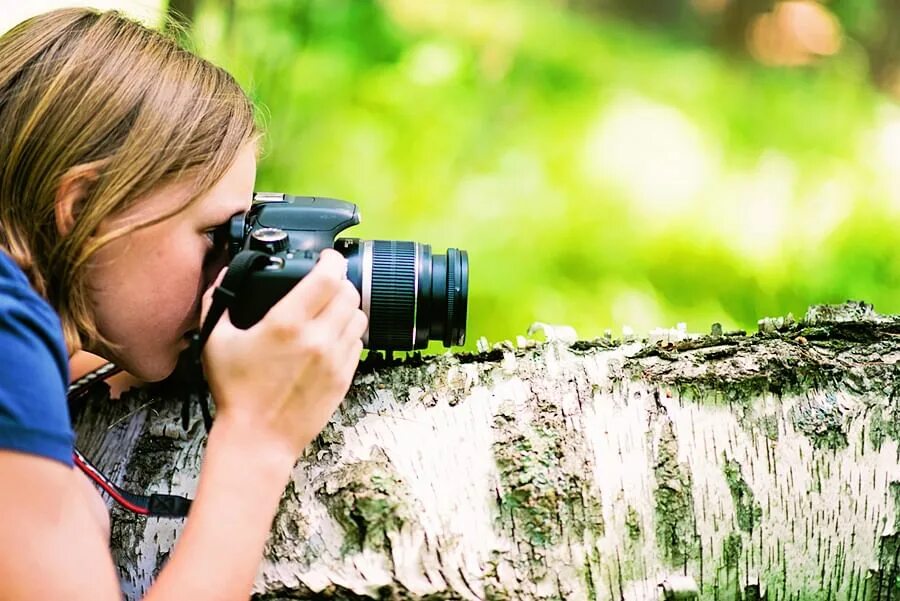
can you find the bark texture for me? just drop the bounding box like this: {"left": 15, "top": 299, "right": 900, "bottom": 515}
{"left": 72, "top": 301, "right": 900, "bottom": 600}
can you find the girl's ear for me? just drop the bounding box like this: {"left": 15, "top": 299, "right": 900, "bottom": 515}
{"left": 54, "top": 160, "right": 105, "bottom": 236}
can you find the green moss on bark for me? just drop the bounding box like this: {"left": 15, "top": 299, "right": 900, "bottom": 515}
{"left": 625, "top": 505, "right": 641, "bottom": 540}
{"left": 317, "top": 455, "right": 412, "bottom": 555}
{"left": 722, "top": 458, "right": 762, "bottom": 532}
{"left": 790, "top": 392, "right": 849, "bottom": 450}
{"left": 759, "top": 413, "right": 779, "bottom": 441}
{"left": 722, "top": 531, "right": 743, "bottom": 569}
{"left": 492, "top": 419, "right": 603, "bottom": 548}
{"left": 869, "top": 481, "right": 900, "bottom": 601}
{"left": 867, "top": 405, "right": 900, "bottom": 451}
{"left": 653, "top": 416, "right": 698, "bottom": 565}
{"left": 491, "top": 364, "right": 604, "bottom": 550}
{"left": 493, "top": 428, "right": 560, "bottom": 547}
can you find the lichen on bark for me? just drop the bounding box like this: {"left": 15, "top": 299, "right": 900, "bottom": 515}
{"left": 722, "top": 531, "right": 742, "bottom": 569}
{"left": 869, "top": 481, "right": 900, "bottom": 601}
{"left": 625, "top": 506, "right": 641, "bottom": 540}
{"left": 317, "top": 452, "right": 414, "bottom": 555}
{"left": 652, "top": 402, "right": 697, "bottom": 565}
{"left": 491, "top": 402, "right": 604, "bottom": 548}
{"left": 722, "top": 458, "right": 762, "bottom": 532}
{"left": 790, "top": 392, "right": 849, "bottom": 450}
{"left": 264, "top": 481, "right": 312, "bottom": 564}
{"left": 490, "top": 350, "right": 604, "bottom": 551}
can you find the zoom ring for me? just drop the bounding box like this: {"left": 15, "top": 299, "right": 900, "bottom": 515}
{"left": 370, "top": 241, "right": 417, "bottom": 349}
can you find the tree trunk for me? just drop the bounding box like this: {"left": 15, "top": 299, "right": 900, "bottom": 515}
{"left": 72, "top": 301, "right": 900, "bottom": 600}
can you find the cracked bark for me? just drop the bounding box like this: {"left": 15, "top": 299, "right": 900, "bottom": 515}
{"left": 72, "top": 301, "right": 900, "bottom": 600}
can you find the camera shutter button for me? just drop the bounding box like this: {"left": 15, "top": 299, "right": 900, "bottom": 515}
{"left": 249, "top": 227, "right": 289, "bottom": 254}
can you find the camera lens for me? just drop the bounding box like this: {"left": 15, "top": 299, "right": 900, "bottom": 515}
{"left": 335, "top": 239, "right": 468, "bottom": 350}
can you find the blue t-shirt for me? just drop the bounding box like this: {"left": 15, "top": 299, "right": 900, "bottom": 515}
{"left": 0, "top": 250, "right": 73, "bottom": 467}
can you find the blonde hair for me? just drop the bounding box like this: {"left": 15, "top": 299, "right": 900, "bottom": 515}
{"left": 0, "top": 8, "right": 259, "bottom": 352}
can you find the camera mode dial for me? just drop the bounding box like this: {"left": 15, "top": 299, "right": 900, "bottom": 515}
{"left": 249, "top": 227, "right": 289, "bottom": 254}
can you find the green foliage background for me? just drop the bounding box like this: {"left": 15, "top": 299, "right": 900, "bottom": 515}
{"left": 188, "top": 0, "right": 900, "bottom": 351}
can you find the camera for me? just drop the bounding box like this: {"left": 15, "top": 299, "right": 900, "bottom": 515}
{"left": 219, "top": 193, "right": 468, "bottom": 350}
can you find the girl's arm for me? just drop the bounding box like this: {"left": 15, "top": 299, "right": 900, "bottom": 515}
{"left": 142, "top": 416, "right": 298, "bottom": 601}
{"left": 0, "top": 419, "right": 296, "bottom": 601}
{"left": 0, "top": 451, "right": 122, "bottom": 600}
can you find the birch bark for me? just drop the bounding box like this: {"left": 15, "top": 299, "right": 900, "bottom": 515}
{"left": 72, "top": 301, "right": 900, "bottom": 601}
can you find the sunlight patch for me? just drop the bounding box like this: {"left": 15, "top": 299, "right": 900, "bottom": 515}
{"left": 1, "top": 0, "right": 162, "bottom": 33}
{"left": 404, "top": 42, "right": 463, "bottom": 86}
{"left": 715, "top": 152, "right": 795, "bottom": 267}
{"left": 863, "top": 105, "right": 900, "bottom": 215}
{"left": 580, "top": 93, "right": 717, "bottom": 220}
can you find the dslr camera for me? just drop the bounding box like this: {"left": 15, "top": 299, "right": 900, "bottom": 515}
{"left": 218, "top": 193, "right": 469, "bottom": 350}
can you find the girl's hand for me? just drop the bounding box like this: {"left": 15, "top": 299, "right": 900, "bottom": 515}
{"left": 199, "top": 248, "right": 367, "bottom": 457}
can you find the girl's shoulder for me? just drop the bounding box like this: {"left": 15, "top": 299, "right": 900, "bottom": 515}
{"left": 0, "top": 250, "right": 48, "bottom": 307}
{"left": 0, "top": 250, "right": 64, "bottom": 335}
{"left": 0, "top": 250, "right": 30, "bottom": 294}
{"left": 0, "top": 249, "right": 74, "bottom": 467}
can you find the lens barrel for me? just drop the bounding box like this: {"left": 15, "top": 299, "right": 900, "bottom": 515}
{"left": 337, "top": 239, "right": 468, "bottom": 350}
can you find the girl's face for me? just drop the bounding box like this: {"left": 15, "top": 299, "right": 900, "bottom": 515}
{"left": 85, "top": 144, "right": 257, "bottom": 381}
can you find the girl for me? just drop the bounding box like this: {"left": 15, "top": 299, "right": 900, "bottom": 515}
{"left": 0, "top": 7, "right": 368, "bottom": 599}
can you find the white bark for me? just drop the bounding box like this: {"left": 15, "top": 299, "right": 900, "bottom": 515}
{"left": 72, "top": 302, "right": 900, "bottom": 600}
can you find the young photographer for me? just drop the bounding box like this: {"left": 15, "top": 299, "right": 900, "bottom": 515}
{"left": 0, "top": 7, "right": 368, "bottom": 599}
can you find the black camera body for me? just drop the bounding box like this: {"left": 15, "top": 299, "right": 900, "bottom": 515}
{"left": 224, "top": 193, "right": 468, "bottom": 351}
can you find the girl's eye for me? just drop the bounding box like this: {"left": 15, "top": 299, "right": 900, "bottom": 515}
{"left": 202, "top": 224, "right": 232, "bottom": 268}
{"left": 202, "top": 226, "right": 229, "bottom": 269}
{"left": 204, "top": 223, "right": 228, "bottom": 250}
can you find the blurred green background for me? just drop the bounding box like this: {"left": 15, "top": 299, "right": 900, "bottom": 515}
{"left": 6, "top": 0, "right": 900, "bottom": 351}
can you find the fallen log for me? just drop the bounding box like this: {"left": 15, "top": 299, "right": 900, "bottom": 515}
{"left": 72, "top": 301, "right": 900, "bottom": 600}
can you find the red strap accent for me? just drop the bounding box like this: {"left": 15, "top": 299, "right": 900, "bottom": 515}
{"left": 72, "top": 451, "right": 149, "bottom": 516}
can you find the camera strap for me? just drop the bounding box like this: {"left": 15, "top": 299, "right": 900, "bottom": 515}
{"left": 69, "top": 366, "right": 193, "bottom": 518}
{"left": 183, "top": 249, "right": 273, "bottom": 433}
{"left": 69, "top": 250, "right": 273, "bottom": 519}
